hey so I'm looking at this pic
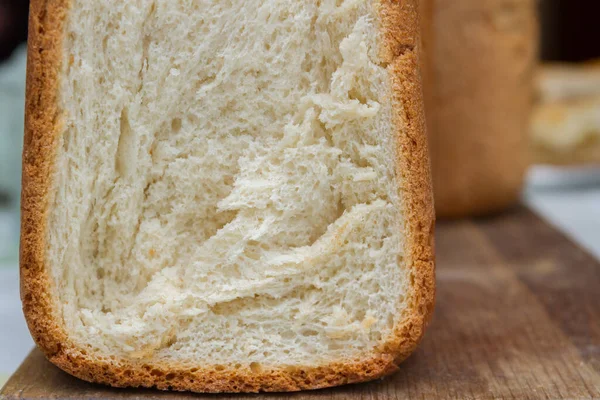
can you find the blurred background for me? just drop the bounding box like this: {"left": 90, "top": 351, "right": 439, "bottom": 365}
{"left": 530, "top": 0, "right": 600, "bottom": 252}
{"left": 1, "top": 0, "right": 600, "bottom": 385}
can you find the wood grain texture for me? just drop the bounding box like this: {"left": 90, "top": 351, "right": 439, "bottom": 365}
{"left": 2, "top": 207, "right": 600, "bottom": 399}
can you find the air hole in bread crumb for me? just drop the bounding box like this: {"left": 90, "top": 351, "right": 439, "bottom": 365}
{"left": 249, "top": 362, "right": 262, "bottom": 373}
{"left": 348, "top": 88, "right": 368, "bottom": 105}
{"left": 151, "top": 369, "right": 163, "bottom": 377}
{"left": 165, "top": 373, "right": 176, "bottom": 380}
{"left": 214, "top": 365, "right": 224, "bottom": 371}
{"left": 223, "top": 175, "right": 234, "bottom": 185}
{"left": 171, "top": 118, "right": 182, "bottom": 133}
{"left": 165, "top": 335, "right": 177, "bottom": 348}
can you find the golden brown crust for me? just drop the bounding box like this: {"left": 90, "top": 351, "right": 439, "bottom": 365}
{"left": 424, "top": 0, "right": 538, "bottom": 219}
{"left": 376, "top": 0, "right": 435, "bottom": 366}
{"left": 21, "top": 0, "right": 71, "bottom": 360}
{"left": 21, "top": 0, "right": 434, "bottom": 393}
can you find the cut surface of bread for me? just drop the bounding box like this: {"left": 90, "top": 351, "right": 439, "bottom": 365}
{"left": 21, "top": 0, "right": 434, "bottom": 393}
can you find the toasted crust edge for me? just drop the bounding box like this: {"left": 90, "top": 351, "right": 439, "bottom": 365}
{"left": 20, "top": 0, "right": 434, "bottom": 393}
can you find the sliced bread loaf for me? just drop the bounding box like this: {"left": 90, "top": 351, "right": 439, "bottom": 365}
{"left": 21, "top": 0, "right": 434, "bottom": 393}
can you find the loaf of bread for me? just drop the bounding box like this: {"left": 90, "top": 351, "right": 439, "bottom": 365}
{"left": 21, "top": 0, "right": 434, "bottom": 393}
{"left": 532, "top": 62, "right": 600, "bottom": 165}
{"left": 423, "top": 0, "right": 538, "bottom": 218}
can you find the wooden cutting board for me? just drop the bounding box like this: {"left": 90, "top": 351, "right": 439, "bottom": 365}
{"left": 2, "top": 207, "right": 600, "bottom": 399}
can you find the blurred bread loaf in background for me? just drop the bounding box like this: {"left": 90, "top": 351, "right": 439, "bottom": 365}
{"left": 422, "top": 0, "right": 539, "bottom": 218}
{"left": 532, "top": 62, "right": 600, "bottom": 165}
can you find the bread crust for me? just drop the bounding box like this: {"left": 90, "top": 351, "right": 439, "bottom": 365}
{"left": 21, "top": 0, "right": 434, "bottom": 393}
